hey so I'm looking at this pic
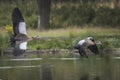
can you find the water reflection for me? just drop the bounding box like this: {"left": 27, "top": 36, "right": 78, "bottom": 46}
{"left": 0, "top": 57, "right": 120, "bottom": 80}
{"left": 41, "top": 64, "right": 52, "bottom": 80}
{"left": 93, "top": 76, "right": 100, "bottom": 80}
{"left": 79, "top": 73, "right": 89, "bottom": 80}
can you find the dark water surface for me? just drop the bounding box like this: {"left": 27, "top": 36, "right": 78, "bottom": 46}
{"left": 0, "top": 56, "right": 120, "bottom": 80}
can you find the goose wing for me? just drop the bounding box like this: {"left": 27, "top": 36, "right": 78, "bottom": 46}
{"left": 12, "top": 7, "right": 26, "bottom": 36}
{"left": 87, "top": 44, "right": 99, "bottom": 55}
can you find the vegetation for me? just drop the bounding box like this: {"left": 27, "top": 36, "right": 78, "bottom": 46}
{"left": 0, "top": 1, "right": 120, "bottom": 52}
{"left": 0, "top": 27, "right": 120, "bottom": 52}
{"left": 27, "top": 27, "right": 120, "bottom": 50}
{"left": 0, "top": 31, "right": 9, "bottom": 56}
{"left": 0, "top": 1, "right": 120, "bottom": 80}
{"left": 0, "top": 1, "right": 120, "bottom": 28}
{"left": 51, "top": 2, "right": 120, "bottom": 28}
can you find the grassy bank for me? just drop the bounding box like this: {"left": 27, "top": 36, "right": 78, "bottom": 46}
{"left": 0, "top": 27, "right": 120, "bottom": 51}
{"left": 28, "top": 27, "right": 120, "bottom": 37}
{"left": 27, "top": 27, "right": 120, "bottom": 50}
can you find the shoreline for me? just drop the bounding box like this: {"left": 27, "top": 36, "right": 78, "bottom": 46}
{"left": 2, "top": 48, "right": 120, "bottom": 59}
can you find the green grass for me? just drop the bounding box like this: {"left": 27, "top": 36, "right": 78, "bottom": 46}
{"left": 27, "top": 27, "right": 120, "bottom": 50}
{"left": 28, "top": 27, "right": 120, "bottom": 37}
{"left": 0, "top": 30, "right": 9, "bottom": 55}
{"left": 0, "top": 27, "right": 120, "bottom": 50}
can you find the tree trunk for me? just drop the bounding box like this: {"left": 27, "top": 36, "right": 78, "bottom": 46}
{"left": 37, "top": 0, "right": 51, "bottom": 30}
{"left": 112, "top": 0, "right": 118, "bottom": 8}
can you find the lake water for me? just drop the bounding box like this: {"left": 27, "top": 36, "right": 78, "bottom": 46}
{"left": 0, "top": 56, "right": 120, "bottom": 80}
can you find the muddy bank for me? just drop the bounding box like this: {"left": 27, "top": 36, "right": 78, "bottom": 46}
{"left": 2, "top": 48, "right": 120, "bottom": 59}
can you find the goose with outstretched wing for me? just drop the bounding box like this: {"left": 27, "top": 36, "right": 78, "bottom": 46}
{"left": 11, "top": 7, "right": 28, "bottom": 56}
{"left": 73, "top": 37, "right": 100, "bottom": 58}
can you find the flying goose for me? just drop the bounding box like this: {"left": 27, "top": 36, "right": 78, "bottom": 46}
{"left": 11, "top": 7, "right": 28, "bottom": 56}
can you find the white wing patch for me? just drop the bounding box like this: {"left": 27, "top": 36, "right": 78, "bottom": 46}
{"left": 18, "top": 22, "right": 27, "bottom": 35}
{"left": 19, "top": 42, "right": 28, "bottom": 50}
{"left": 86, "top": 39, "right": 95, "bottom": 45}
